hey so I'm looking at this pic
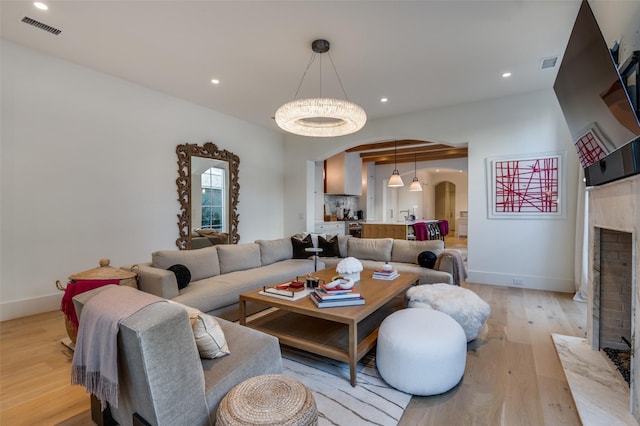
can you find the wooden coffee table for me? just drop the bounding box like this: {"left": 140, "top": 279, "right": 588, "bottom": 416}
{"left": 239, "top": 268, "right": 419, "bottom": 386}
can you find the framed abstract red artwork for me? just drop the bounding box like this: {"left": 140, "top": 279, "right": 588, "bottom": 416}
{"left": 487, "top": 152, "right": 565, "bottom": 219}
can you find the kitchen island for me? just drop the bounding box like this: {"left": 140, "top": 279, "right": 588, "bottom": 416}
{"left": 362, "top": 220, "right": 441, "bottom": 240}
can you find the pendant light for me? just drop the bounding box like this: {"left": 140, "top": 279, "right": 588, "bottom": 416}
{"left": 275, "top": 39, "right": 367, "bottom": 137}
{"left": 388, "top": 141, "right": 404, "bottom": 187}
{"left": 409, "top": 153, "right": 423, "bottom": 192}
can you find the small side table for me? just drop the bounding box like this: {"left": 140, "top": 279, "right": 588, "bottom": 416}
{"left": 305, "top": 247, "right": 323, "bottom": 271}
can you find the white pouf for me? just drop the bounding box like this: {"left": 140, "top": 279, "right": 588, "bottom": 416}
{"left": 376, "top": 308, "right": 467, "bottom": 395}
{"left": 406, "top": 283, "right": 490, "bottom": 342}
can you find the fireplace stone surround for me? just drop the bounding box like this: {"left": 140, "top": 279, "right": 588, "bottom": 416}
{"left": 587, "top": 173, "right": 639, "bottom": 420}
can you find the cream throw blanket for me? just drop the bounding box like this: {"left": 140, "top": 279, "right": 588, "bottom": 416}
{"left": 71, "top": 286, "right": 164, "bottom": 410}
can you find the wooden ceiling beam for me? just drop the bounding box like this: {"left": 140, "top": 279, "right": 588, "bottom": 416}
{"left": 342, "top": 139, "right": 467, "bottom": 165}
{"left": 358, "top": 144, "right": 464, "bottom": 159}
{"left": 361, "top": 148, "right": 468, "bottom": 164}
{"left": 345, "top": 139, "right": 435, "bottom": 152}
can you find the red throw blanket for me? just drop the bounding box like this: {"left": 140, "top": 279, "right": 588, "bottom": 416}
{"left": 60, "top": 279, "right": 121, "bottom": 334}
{"left": 413, "top": 222, "right": 427, "bottom": 241}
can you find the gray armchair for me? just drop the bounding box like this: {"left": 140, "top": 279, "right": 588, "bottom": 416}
{"left": 73, "top": 286, "right": 283, "bottom": 426}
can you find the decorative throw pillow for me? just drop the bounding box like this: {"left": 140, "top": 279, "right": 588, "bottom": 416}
{"left": 418, "top": 251, "right": 438, "bottom": 269}
{"left": 167, "top": 301, "right": 230, "bottom": 359}
{"left": 167, "top": 264, "right": 191, "bottom": 290}
{"left": 291, "top": 234, "right": 313, "bottom": 259}
{"left": 318, "top": 235, "right": 340, "bottom": 257}
{"left": 192, "top": 313, "right": 230, "bottom": 359}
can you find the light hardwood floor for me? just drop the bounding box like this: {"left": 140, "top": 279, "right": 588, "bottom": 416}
{"left": 399, "top": 282, "right": 586, "bottom": 426}
{"left": 1, "top": 267, "right": 587, "bottom": 425}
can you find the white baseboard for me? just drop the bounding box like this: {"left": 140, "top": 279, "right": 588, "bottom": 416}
{"left": 0, "top": 293, "right": 62, "bottom": 321}
{"left": 467, "top": 269, "right": 575, "bottom": 293}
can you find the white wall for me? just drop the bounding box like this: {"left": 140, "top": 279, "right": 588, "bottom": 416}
{"left": 283, "top": 89, "right": 578, "bottom": 293}
{"left": 0, "top": 41, "right": 285, "bottom": 320}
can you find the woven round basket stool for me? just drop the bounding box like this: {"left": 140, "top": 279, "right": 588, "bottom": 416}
{"left": 216, "top": 374, "right": 318, "bottom": 426}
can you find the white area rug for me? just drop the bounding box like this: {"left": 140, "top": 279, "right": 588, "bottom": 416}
{"left": 281, "top": 347, "right": 411, "bottom": 426}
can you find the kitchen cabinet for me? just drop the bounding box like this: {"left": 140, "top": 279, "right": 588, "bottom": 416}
{"left": 362, "top": 223, "right": 407, "bottom": 239}
{"left": 314, "top": 222, "right": 346, "bottom": 236}
{"left": 362, "top": 221, "right": 441, "bottom": 240}
{"left": 325, "top": 152, "right": 362, "bottom": 196}
{"left": 457, "top": 219, "right": 468, "bottom": 237}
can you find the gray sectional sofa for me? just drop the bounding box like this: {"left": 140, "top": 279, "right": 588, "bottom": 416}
{"left": 128, "top": 238, "right": 323, "bottom": 320}
{"left": 128, "top": 235, "right": 460, "bottom": 320}
{"left": 320, "top": 236, "right": 458, "bottom": 285}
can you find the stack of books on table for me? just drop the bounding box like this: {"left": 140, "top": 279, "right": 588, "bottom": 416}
{"left": 310, "top": 285, "right": 365, "bottom": 308}
{"left": 372, "top": 268, "right": 399, "bottom": 280}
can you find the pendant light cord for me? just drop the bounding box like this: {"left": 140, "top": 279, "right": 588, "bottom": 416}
{"left": 394, "top": 141, "right": 398, "bottom": 170}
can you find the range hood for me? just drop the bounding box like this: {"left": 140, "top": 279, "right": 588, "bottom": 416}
{"left": 325, "top": 152, "right": 362, "bottom": 196}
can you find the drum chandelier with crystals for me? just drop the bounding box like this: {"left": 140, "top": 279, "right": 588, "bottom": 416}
{"left": 275, "top": 39, "right": 367, "bottom": 137}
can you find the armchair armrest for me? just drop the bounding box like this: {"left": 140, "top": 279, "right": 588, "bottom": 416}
{"left": 435, "top": 252, "right": 455, "bottom": 275}
{"left": 122, "top": 263, "right": 179, "bottom": 299}
{"left": 435, "top": 249, "right": 467, "bottom": 286}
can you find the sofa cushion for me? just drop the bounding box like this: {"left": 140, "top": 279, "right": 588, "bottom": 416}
{"left": 291, "top": 235, "right": 313, "bottom": 259}
{"left": 256, "top": 238, "right": 293, "bottom": 266}
{"left": 202, "top": 318, "right": 283, "bottom": 415}
{"left": 174, "top": 259, "right": 321, "bottom": 314}
{"left": 347, "top": 238, "right": 393, "bottom": 262}
{"left": 391, "top": 239, "right": 445, "bottom": 264}
{"left": 337, "top": 235, "right": 351, "bottom": 258}
{"left": 318, "top": 235, "right": 340, "bottom": 257}
{"left": 217, "top": 243, "right": 261, "bottom": 274}
{"left": 152, "top": 246, "right": 220, "bottom": 281}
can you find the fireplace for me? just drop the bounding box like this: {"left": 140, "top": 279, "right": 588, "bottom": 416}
{"left": 587, "top": 174, "right": 639, "bottom": 420}
{"left": 595, "top": 228, "right": 632, "bottom": 383}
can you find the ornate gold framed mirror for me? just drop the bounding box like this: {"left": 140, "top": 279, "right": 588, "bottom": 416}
{"left": 176, "top": 142, "right": 240, "bottom": 249}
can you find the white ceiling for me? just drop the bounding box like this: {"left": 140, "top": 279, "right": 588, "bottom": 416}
{"left": 0, "top": 0, "right": 621, "bottom": 135}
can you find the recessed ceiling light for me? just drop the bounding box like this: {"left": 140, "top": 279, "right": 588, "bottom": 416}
{"left": 380, "top": 98, "right": 388, "bottom": 103}
{"left": 211, "top": 79, "right": 220, "bottom": 85}
{"left": 502, "top": 72, "right": 512, "bottom": 78}
{"left": 34, "top": 2, "right": 48, "bottom": 10}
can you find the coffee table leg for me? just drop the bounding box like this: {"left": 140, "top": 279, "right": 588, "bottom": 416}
{"left": 349, "top": 321, "right": 357, "bottom": 386}
{"left": 239, "top": 298, "right": 246, "bottom": 326}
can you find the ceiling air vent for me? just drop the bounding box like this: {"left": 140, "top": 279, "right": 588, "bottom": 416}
{"left": 21, "top": 16, "right": 61, "bottom": 35}
{"left": 540, "top": 56, "right": 558, "bottom": 70}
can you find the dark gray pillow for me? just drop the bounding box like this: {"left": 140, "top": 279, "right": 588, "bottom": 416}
{"left": 318, "top": 235, "right": 340, "bottom": 257}
{"left": 291, "top": 234, "right": 313, "bottom": 259}
{"left": 168, "top": 264, "right": 191, "bottom": 289}
{"left": 417, "top": 251, "right": 437, "bottom": 269}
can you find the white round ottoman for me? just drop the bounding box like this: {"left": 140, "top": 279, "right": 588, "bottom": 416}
{"left": 376, "top": 308, "right": 466, "bottom": 395}
{"left": 406, "top": 283, "right": 490, "bottom": 342}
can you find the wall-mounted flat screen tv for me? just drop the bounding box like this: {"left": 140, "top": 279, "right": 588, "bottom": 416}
{"left": 553, "top": 0, "right": 640, "bottom": 171}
